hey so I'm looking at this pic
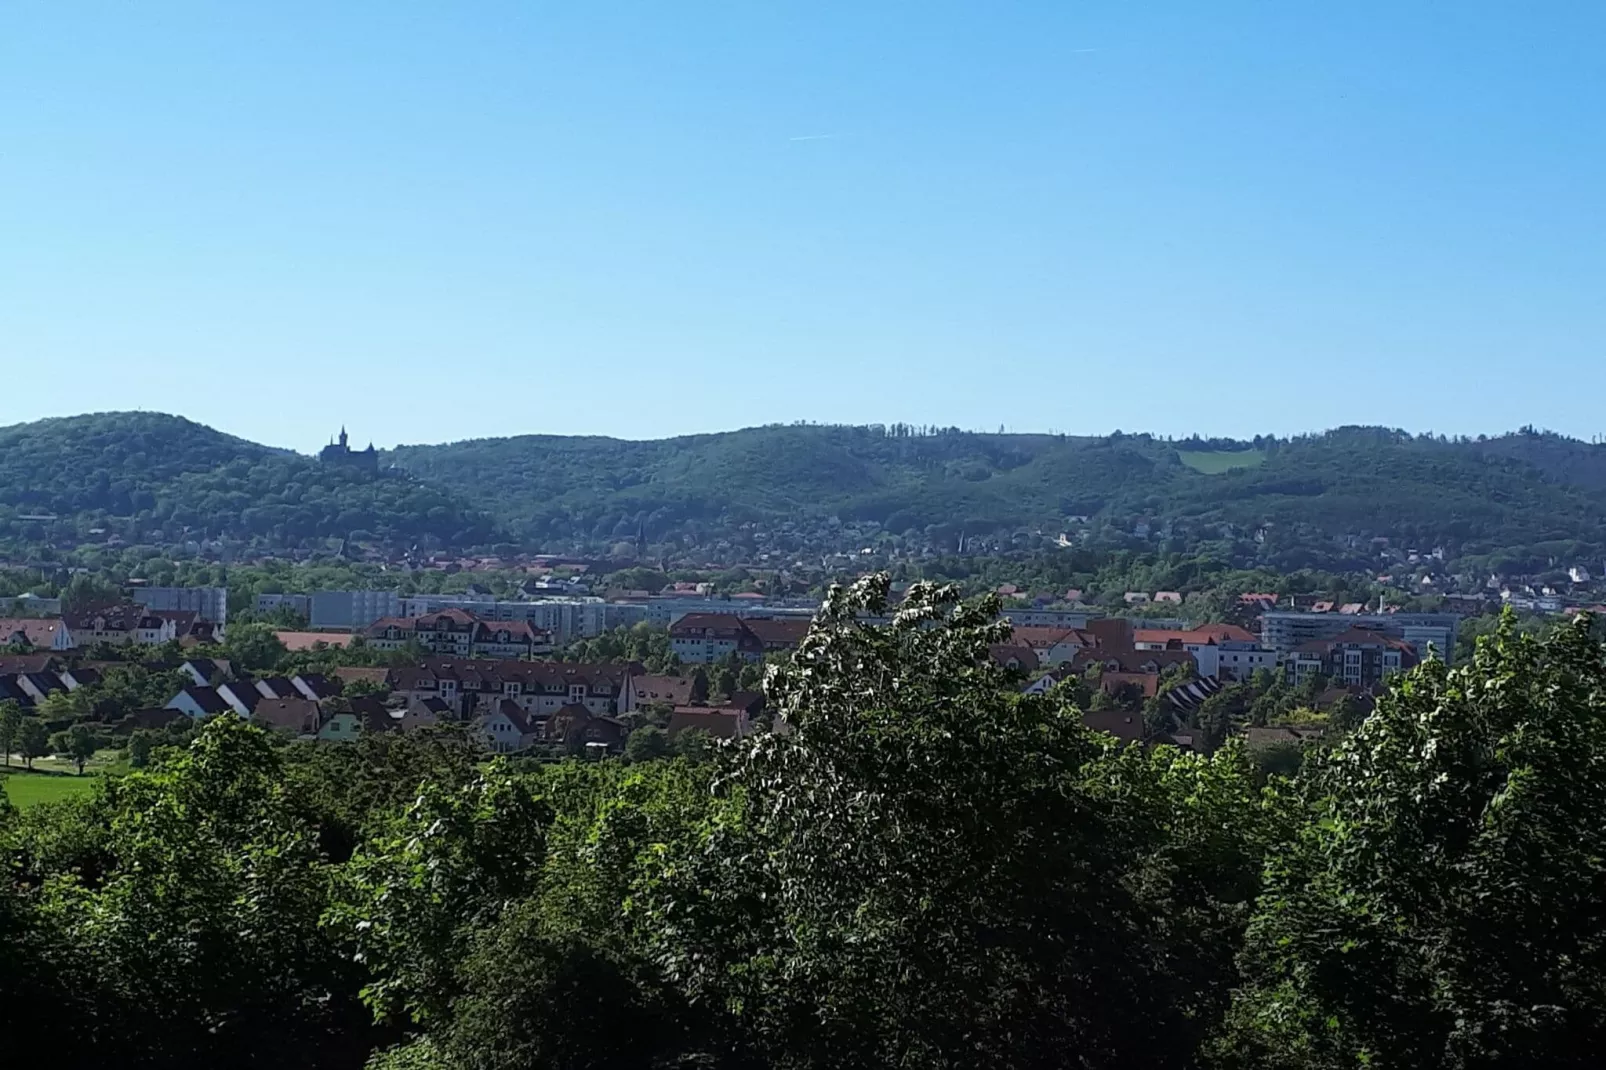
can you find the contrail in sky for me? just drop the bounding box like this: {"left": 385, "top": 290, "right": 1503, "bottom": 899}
{"left": 788, "top": 134, "right": 837, "bottom": 141}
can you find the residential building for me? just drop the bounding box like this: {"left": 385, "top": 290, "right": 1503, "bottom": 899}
{"left": 256, "top": 593, "right": 313, "bottom": 618}
{"left": 1001, "top": 607, "right": 1095, "bottom": 629}
{"left": 254, "top": 677, "right": 301, "bottom": 700}
{"left": 0, "top": 676, "right": 32, "bottom": 708}
{"left": 544, "top": 704, "right": 627, "bottom": 753}
{"left": 121, "top": 707, "right": 190, "bottom": 732}
{"left": 15, "top": 671, "right": 68, "bottom": 705}
{"left": 400, "top": 595, "right": 648, "bottom": 644}
{"left": 217, "top": 681, "right": 264, "bottom": 717}
{"left": 166, "top": 685, "right": 234, "bottom": 719}
{"left": 364, "top": 609, "right": 552, "bottom": 660}
{"left": 621, "top": 674, "right": 699, "bottom": 714}
{"left": 988, "top": 643, "right": 1041, "bottom": 672}
{"left": 315, "top": 710, "right": 363, "bottom": 742}
{"left": 666, "top": 706, "right": 753, "bottom": 740}
{"left": 1070, "top": 646, "right": 1198, "bottom": 676}
{"left": 1010, "top": 626, "right": 1096, "bottom": 666}
{"left": 131, "top": 586, "right": 228, "bottom": 625}
{"left": 63, "top": 604, "right": 179, "bottom": 647}
{"left": 741, "top": 617, "right": 811, "bottom": 653}
{"left": 643, "top": 596, "right": 817, "bottom": 627}
{"left": 1098, "top": 671, "right": 1162, "bottom": 701}
{"left": 1132, "top": 624, "right": 1276, "bottom": 681}
{"left": 310, "top": 589, "right": 403, "bottom": 630}
{"left": 253, "top": 697, "right": 322, "bottom": 737}
{"left": 665, "top": 613, "right": 813, "bottom": 664}
{"left": 1260, "top": 611, "right": 1458, "bottom": 664}
{"left": 473, "top": 701, "right": 536, "bottom": 754}
{"left": 0, "top": 618, "right": 74, "bottom": 651}
{"left": 1082, "top": 710, "right": 1144, "bottom": 744}
{"left": 669, "top": 613, "right": 765, "bottom": 663}
{"left": 59, "top": 667, "right": 101, "bottom": 691}
{"left": 1285, "top": 627, "right": 1418, "bottom": 688}
{"left": 291, "top": 674, "right": 340, "bottom": 702}
{"left": 389, "top": 658, "right": 638, "bottom": 721}
{"left": 1243, "top": 725, "right": 1325, "bottom": 748}
{"left": 179, "top": 658, "right": 235, "bottom": 686}
{"left": 0, "top": 594, "right": 61, "bottom": 616}
{"left": 0, "top": 653, "right": 60, "bottom": 676}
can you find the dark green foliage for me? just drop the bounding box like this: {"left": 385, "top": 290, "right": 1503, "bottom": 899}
{"left": 1219, "top": 611, "right": 1606, "bottom": 1068}
{"left": 0, "top": 700, "right": 21, "bottom": 766}
{"left": 623, "top": 724, "right": 669, "bottom": 762}
{"left": 7, "top": 415, "right": 1606, "bottom": 564}
{"left": 17, "top": 719, "right": 48, "bottom": 768}
{"left": 0, "top": 412, "right": 495, "bottom": 550}
{"left": 629, "top": 576, "right": 1280, "bottom": 1069}
{"left": 6, "top": 589, "right": 1606, "bottom": 1069}
{"left": 391, "top": 423, "right": 1606, "bottom": 562}
{"left": 1, "top": 717, "right": 383, "bottom": 1068}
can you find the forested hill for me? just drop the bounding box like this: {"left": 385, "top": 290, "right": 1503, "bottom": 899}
{"left": 3, "top": 413, "right": 1605, "bottom": 566}
{"left": 390, "top": 424, "right": 1606, "bottom": 567}
{"left": 0, "top": 413, "right": 495, "bottom": 550}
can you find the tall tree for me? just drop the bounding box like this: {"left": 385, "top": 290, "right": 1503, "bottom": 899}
{"left": 17, "top": 720, "right": 48, "bottom": 770}
{"left": 1219, "top": 612, "right": 1606, "bottom": 1068}
{"left": 0, "top": 700, "right": 21, "bottom": 767}
{"left": 635, "top": 575, "right": 1276, "bottom": 1070}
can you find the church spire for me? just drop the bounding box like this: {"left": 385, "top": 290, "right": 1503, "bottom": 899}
{"left": 339, "top": 426, "right": 348, "bottom": 449}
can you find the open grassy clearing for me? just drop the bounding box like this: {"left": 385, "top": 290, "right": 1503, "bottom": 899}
{"left": 2, "top": 770, "right": 100, "bottom": 808}
{"left": 1177, "top": 449, "right": 1267, "bottom": 474}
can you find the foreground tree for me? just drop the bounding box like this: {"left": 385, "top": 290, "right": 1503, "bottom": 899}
{"left": 1218, "top": 612, "right": 1606, "bottom": 1068}
{"left": 22, "top": 717, "right": 379, "bottom": 1066}
{"left": 633, "top": 576, "right": 1278, "bottom": 1070}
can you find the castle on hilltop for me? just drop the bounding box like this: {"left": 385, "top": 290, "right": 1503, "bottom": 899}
{"left": 320, "top": 427, "right": 379, "bottom": 473}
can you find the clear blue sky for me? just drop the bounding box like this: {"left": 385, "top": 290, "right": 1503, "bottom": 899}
{"left": 4, "top": 2, "right": 1605, "bottom": 452}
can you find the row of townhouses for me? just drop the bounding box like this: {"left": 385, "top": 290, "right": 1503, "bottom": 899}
{"left": 148, "top": 654, "right": 759, "bottom": 757}
{"left": 0, "top": 604, "right": 220, "bottom": 652}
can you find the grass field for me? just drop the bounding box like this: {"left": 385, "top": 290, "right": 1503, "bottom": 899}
{"left": 1178, "top": 449, "right": 1267, "bottom": 474}
{"left": 1, "top": 769, "right": 100, "bottom": 808}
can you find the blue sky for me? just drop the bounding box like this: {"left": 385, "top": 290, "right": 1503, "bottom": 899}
{"left": 3, "top": 2, "right": 1605, "bottom": 452}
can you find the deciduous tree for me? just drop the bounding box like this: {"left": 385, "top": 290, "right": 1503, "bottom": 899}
{"left": 1219, "top": 611, "right": 1606, "bottom": 1067}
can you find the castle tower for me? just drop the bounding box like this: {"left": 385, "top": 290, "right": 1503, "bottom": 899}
{"left": 339, "top": 426, "right": 349, "bottom": 449}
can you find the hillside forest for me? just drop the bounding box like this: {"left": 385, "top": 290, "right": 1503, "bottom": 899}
{"left": 3, "top": 413, "right": 1606, "bottom": 572}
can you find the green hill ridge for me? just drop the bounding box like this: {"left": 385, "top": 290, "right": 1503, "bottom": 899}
{"left": 1, "top": 413, "right": 1603, "bottom": 569}
{"left": 0, "top": 412, "right": 494, "bottom": 551}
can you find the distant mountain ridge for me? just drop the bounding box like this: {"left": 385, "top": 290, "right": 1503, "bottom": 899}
{"left": 388, "top": 423, "right": 1606, "bottom": 568}
{"left": 1, "top": 413, "right": 1603, "bottom": 569}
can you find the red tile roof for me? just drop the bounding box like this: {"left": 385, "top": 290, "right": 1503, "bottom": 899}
{"left": 667, "top": 709, "right": 748, "bottom": 739}
{"left": 1134, "top": 624, "right": 1257, "bottom": 647}
{"left": 1011, "top": 626, "right": 1095, "bottom": 650}
{"left": 253, "top": 697, "right": 321, "bottom": 734}
{"left": 276, "top": 630, "right": 356, "bottom": 651}
{"left": 670, "top": 613, "right": 751, "bottom": 639}
{"left": 0, "top": 618, "right": 65, "bottom": 648}
{"left": 740, "top": 617, "right": 810, "bottom": 646}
